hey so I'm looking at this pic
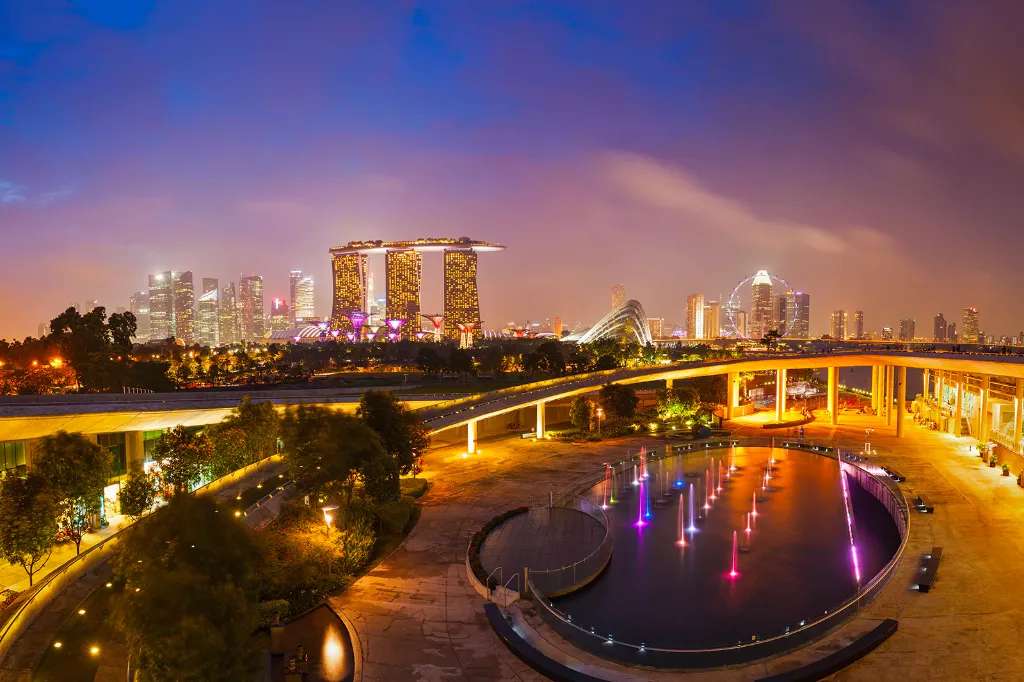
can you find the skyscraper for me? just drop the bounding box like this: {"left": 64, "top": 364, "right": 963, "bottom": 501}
{"left": 611, "top": 284, "right": 626, "bottom": 310}
{"left": 853, "top": 310, "right": 864, "bottom": 340}
{"left": 385, "top": 249, "right": 422, "bottom": 329}
{"left": 289, "top": 270, "right": 315, "bottom": 324}
{"left": 933, "top": 313, "right": 947, "bottom": 341}
{"left": 703, "top": 300, "right": 721, "bottom": 339}
{"left": 947, "top": 322, "right": 957, "bottom": 342}
{"left": 196, "top": 278, "right": 220, "bottom": 347}
{"left": 774, "top": 295, "right": 788, "bottom": 335}
{"left": 147, "top": 272, "right": 173, "bottom": 341}
{"left": 443, "top": 248, "right": 481, "bottom": 340}
{"left": 647, "top": 318, "right": 664, "bottom": 338}
{"left": 172, "top": 271, "right": 195, "bottom": 345}
{"left": 750, "top": 270, "right": 774, "bottom": 339}
{"left": 128, "top": 290, "right": 150, "bottom": 343}
{"left": 830, "top": 310, "right": 848, "bottom": 340}
{"left": 238, "top": 275, "right": 265, "bottom": 341}
{"left": 219, "top": 283, "right": 240, "bottom": 345}
{"left": 686, "top": 294, "right": 705, "bottom": 340}
{"left": 269, "top": 297, "right": 290, "bottom": 332}
{"left": 330, "top": 251, "right": 369, "bottom": 329}
{"left": 784, "top": 291, "right": 810, "bottom": 339}
{"left": 899, "top": 318, "right": 916, "bottom": 341}
{"left": 962, "top": 306, "right": 981, "bottom": 344}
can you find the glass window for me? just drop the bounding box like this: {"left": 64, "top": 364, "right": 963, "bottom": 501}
{"left": 143, "top": 430, "right": 164, "bottom": 463}
{"left": 0, "top": 441, "right": 26, "bottom": 473}
{"left": 97, "top": 433, "right": 127, "bottom": 478}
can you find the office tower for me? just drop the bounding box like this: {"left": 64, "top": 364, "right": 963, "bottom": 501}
{"left": 611, "top": 284, "right": 626, "bottom": 310}
{"left": 750, "top": 270, "right": 774, "bottom": 339}
{"left": 703, "top": 300, "right": 721, "bottom": 339}
{"left": 735, "top": 310, "right": 747, "bottom": 338}
{"left": 686, "top": 294, "right": 705, "bottom": 340}
{"left": 196, "top": 278, "right": 220, "bottom": 347}
{"left": 961, "top": 307, "right": 981, "bottom": 343}
{"left": 289, "top": 270, "right": 315, "bottom": 324}
{"left": 147, "top": 272, "right": 173, "bottom": 341}
{"left": 172, "top": 271, "right": 195, "bottom": 344}
{"left": 385, "top": 249, "right": 422, "bottom": 329}
{"left": 552, "top": 316, "right": 563, "bottom": 338}
{"left": 830, "top": 310, "right": 848, "bottom": 340}
{"left": 128, "top": 290, "right": 151, "bottom": 342}
{"left": 880, "top": 326, "right": 894, "bottom": 340}
{"left": 647, "top": 318, "right": 664, "bottom": 339}
{"left": 899, "top": 318, "right": 916, "bottom": 341}
{"left": 269, "top": 297, "right": 290, "bottom": 332}
{"left": 443, "top": 248, "right": 481, "bottom": 340}
{"left": 219, "top": 283, "right": 240, "bottom": 345}
{"left": 933, "top": 313, "right": 947, "bottom": 341}
{"left": 784, "top": 291, "right": 810, "bottom": 339}
{"left": 947, "top": 322, "right": 957, "bottom": 342}
{"left": 238, "top": 275, "right": 265, "bottom": 341}
{"left": 774, "top": 294, "right": 788, "bottom": 335}
{"left": 852, "top": 310, "right": 864, "bottom": 340}
{"left": 330, "top": 251, "right": 369, "bottom": 329}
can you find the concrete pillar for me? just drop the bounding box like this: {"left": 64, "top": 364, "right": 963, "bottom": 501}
{"left": 467, "top": 420, "right": 477, "bottom": 454}
{"left": 827, "top": 366, "right": 839, "bottom": 426}
{"left": 665, "top": 377, "right": 674, "bottom": 391}
{"left": 979, "top": 376, "right": 991, "bottom": 443}
{"left": 936, "top": 371, "right": 944, "bottom": 404}
{"left": 896, "top": 366, "right": 907, "bottom": 438}
{"left": 126, "top": 431, "right": 145, "bottom": 474}
{"left": 922, "top": 369, "right": 930, "bottom": 400}
{"left": 1014, "top": 378, "right": 1024, "bottom": 453}
{"left": 536, "top": 402, "right": 546, "bottom": 439}
{"left": 955, "top": 377, "right": 964, "bottom": 436}
{"left": 870, "top": 366, "right": 880, "bottom": 412}
{"left": 726, "top": 372, "right": 740, "bottom": 420}
{"left": 776, "top": 368, "right": 787, "bottom": 421}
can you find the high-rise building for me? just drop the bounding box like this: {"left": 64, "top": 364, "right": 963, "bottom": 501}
{"left": 899, "top": 318, "right": 916, "bottom": 341}
{"left": 219, "top": 283, "right": 240, "bottom": 345}
{"left": 196, "top": 278, "right": 220, "bottom": 347}
{"left": 853, "top": 311, "right": 864, "bottom": 340}
{"left": 330, "top": 251, "right": 369, "bottom": 329}
{"left": 171, "top": 271, "right": 195, "bottom": 345}
{"left": 735, "top": 310, "right": 748, "bottom": 338}
{"left": 289, "top": 270, "right": 315, "bottom": 324}
{"left": 269, "top": 297, "right": 290, "bottom": 332}
{"left": 147, "top": 272, "right": 173, "bottom": 341}
{"left": 750, "top": 270, "right": 774, "bottom": 340}
{"left": 611, "top": 284, "right": 626, "bottom": 310}
{"left": 443, "top": 249, "right": 481, "bottom": 340}
{"left": 128, "top": 290, "right": 151, "bottom": 343}
{"left": 784, "top": 291, "right": 811, "bottom": 339}
{"left": 961, "top": 306, "right": 981, "bottom": 344}
{"left": 880, "top": 326, "right": 894, "bottom": 340}
{"left": 830, "top": 310, "right": 848, "bottom": 340}
{"left": 774, "top": 295, "right": 788, "bottom": 335}
{"left": 647, "top": 318, "right": 664, "bottom": 338}
{"left": 551, "top": 316, "right": 563, "bottom": 338}
{"left": 385, "top": 249, "right": 422, "bottom": 330}
{"left": 686, "top": 294, "right": 705, "bottom": 340}
{"left": 703, "top": 300, "right": 721, "bottom": 339}
{"left": 238, "top": 275, "right": 265, "bottom": 341}
{"left": 947, "top": 322, "right": 957, "bottom": 342}
{"left": 933, "top": 313, "right": 947, "bottom": 341}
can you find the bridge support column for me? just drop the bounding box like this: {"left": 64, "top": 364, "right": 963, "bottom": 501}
{"left": 979, "top": 376, "right": 991, "bottom": 443}
{"left": 775, "top": 368, "right": 787, "bottom": 422}
{"left": 896, "top": 366, "right": 907, "bottom": 438}
{"left": 467, "top": 420, "right": 477, "bottom": 455}
{"left": 923, "top": 369, "right": 930, "bottom": 401}
{"left": 954, "top": 377, "right": 964, "bottom": 436}
{"left": 870, "top": 365, "right": 880, "bottom": 413}
{"left": 665, "top": 378, "right": 674, "bottom": 391}
{"left": 885, "top": 365, "right": 895, "bottom": 427}
{"left": 827, "top": 367, "right": 839, "bottom": 426}
{"left": 536, "top": 402, "right": 546, "bottom": 439}
{"left": 726, "top": 372, "right": 740, "bottom": 420}
{"left": 126, "top": 431, "right": 145, "bottom": 474}
{"left": 936, "top": 371, "right": 944, "bottom": 404}
{"left": 1014, "top": 379, "right": 1024, "bottom": 453}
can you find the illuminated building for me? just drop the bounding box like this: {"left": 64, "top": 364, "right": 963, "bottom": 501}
{"left": 934, "top": 313, "right": 947, "bottom": 341}
{"left": 947, "top": 322, "right": 957, "bottom": 342}
{"left": 830, "top": 310, "right": 848, "bottom": 340}
{"left": 735, "top": 310, "right": 747, "bottom": 338}
{"left": 962, "top": 306, "right": 981, "bottom": 343}
{"left": 289, "top": 270, "right": 315, "bottom": 324}
{"left": 270, "top": 298, "right": 290, "bottom": 332}
{"left": 703, "top": 301, "right": 721, "bottom": 339}
{"left": 611, "top": 284, "right": 626, "bottom": 310}
{"left": 219, "top": 283, "right": 240, "bottom": 345}
{"left": 686, "top": 294, "right": 705, "bottom": 340}
{"left": 385, "top": 249, "right": 422, "bottom": 331}
{"left": 444, "top": 249, "right": 480, "bottom": 341}
{"left": 171, "top": 271, "right": 195, "bottom": 345}
{"left": 147, "top": 272, "right": 173, "bottom": 341}
{"left": 329, "top": 251, "right": 369, "bottom": 330}
{"left": 880, "top": 326, "right": 894, "bottom": 340}
{"left": 899, "top": 318, "right": 916, "bottom": 341}
{"left": 196, "top": 278, "right": 219, "bottom": 347}
{"left": 647, "top": 317, "right": 665, "bottom": 339}
{"left": 552, "top": 316, "right": 563, "bottom": 338}
{"left": 785, "top": 291, "right": 810, "bottom": 339}
{"left": 774, "top": 295, "right": 788, "bottom": 335}
{"left": 128, "top": 290, "right": 150, "bottom": 343}
{"left": 238, "top": 275, "right": 265, "bottom": 341}
{"left": 750, "top": 270, "right": 774, "bottom": 340}
{"left": 853, "top": 310, "right": 865, "bottom": 340}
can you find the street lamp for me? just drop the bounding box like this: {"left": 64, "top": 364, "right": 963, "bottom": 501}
{"left": 321, "top": 505, "right": 339, "bottom": 536}
{"left": 864, "top": 428, "right": 874, "bottom": 455}
{"left": 596, "top": 407, "right": 605, "bottom": 437}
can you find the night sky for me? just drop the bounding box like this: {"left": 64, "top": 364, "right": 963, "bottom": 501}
{"left": 3, "top": 2, "right": 1024, "bottom": 338}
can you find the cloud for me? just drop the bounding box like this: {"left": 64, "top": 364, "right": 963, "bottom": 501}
{"left": 600, "top": 151, "right": 850, "bottom": 254}
{"left": 0, "top": 180, "right": 26, "bottom": 204}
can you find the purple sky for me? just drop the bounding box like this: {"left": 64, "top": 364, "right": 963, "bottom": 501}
{"left": 3, "top": 1, "right": 1024, "bottom": 339}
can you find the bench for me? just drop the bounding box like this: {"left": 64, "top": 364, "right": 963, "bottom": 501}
{"left": 912, "top": 495, "right": 934, "bottom": 513}
{"left": 882, "top": 467, "right": 906, "bottom": 482}
{"left": 756, "top": 619, "right": 898, "bottom": 681}
{"left": 915, "top": 547, "right": 942, "bottom": 592}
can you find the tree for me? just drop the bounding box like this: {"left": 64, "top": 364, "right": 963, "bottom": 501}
{"left": 107, "top": 311, "right": 137, "bottom": 351}
{"left": 599, "top": 383, "right": 638, "bottom": 420}
{"left": 118, "top": 473, "right": 159, "bottom": 521}
{"left": 0, "top": 474, "right": 58, "bottom": 586}
{"left": 154, "top": 426, "right": 213, "bottom": 495}
{"left": 525, "top": 341, "right": 566, "bottom": 375}
{"left": 447, "top": 348, "right": 474, "bottom": 375}
{"left": 569, "top": 396, "right": 592, "bottom": 431}
{"left": 34, "top": 431, "right": 112, "bottom": 555}
{"left": 209, "top": 397, "right": 279, "bottom": 476}
{"left": 358, "top": 390, "right": 428, "bottom": 476}
{"left": 112, "top": 495, "right": 261, "bottom": 682}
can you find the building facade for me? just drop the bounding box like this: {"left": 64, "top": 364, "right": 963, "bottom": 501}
{"left": 899, "top": 318, "right": 916, "bottom": 341}
{"left": 385, "top": 249, "right": 422, "bottom": 330}
{"left": 853, "top": 310, "right": 865, "bottom": 340}
{"left": 238, "top": 275, "right": 265, "bottom": 342}
{"left": 686, "top": 293, "right": 705, "bottom": 340}
{"left": 172, "top": 271, "right": 195, "bottom": 345}
{"left": 750, "top": 270, "right": 774, "bottom": 340}
{"left": 289, "top": 270, "right": 315, "bottom": 324}
{"left": 219, "top": 283, "right": 240, "bottom": 345}
{"left": 443, "top": 249, "right": 481, "bottom": 340}
{"left": 196, "top": 278, "right": 220, "bottom": 347}
{"left": 830, "top": 310, "right": 848, "bottom": 340}
{"left": 703, "top": 300, "right": 721, "bottom": 339}
{"left": 785, "top": 291, "right": 810, "bottom": 339}
{"left": 147, "top": 272, "right": 173, "bottom": 341}
{"left": 934, "top": 313, "right": 947, "bottom": 341}
{"left": 962, "top": 307, "right": 981, "bottom": 344}
{"left": 128, "top": 290, "right": 150, "bottom": 343}
{"left": 330, "top": 252, "right": 369, "bottom": 330}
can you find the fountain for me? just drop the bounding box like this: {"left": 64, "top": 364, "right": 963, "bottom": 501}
{"left": 635, "top": 480, "right": 646, "bottom": 527}
{"left": 728, "top": 530, "right": 739, "bottom": 579}
{"left": 676, "top": 493, "right": 687, "bottom": 546}
{"left": 716, "top": 459, "right": 723, "bottom": 494}
{"left": 602, "top": 464, "right": 612, "bottom": 509}
{"left": 632, "top": 464, "right": 639, "bottom": 487}
{"left": 686, "top": 483, "right": 698, "bottom": 533}
{"left": 751, "top": 491, "right": 758, "bottom": 517}
{"left": 704, "top": 469, "right": 713, "bottom": 509}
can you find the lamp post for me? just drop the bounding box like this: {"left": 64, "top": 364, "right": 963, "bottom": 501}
{"left": 596, "top": 407, "right": 604, "bottom": 437}
{"left": 864, "top": 428, "right": 874, "bottom": 455}
{"left": 321, "top": 505, "right": 339, "bottom": 536}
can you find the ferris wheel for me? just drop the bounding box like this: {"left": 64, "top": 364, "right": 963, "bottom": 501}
{"left": 723, "top": 270, "right": 790, "bottom": 339}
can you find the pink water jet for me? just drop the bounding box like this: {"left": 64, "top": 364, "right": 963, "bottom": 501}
{"left": 635, "top": 480, "right": 647, "bottom": 527}
{"left": 751, "top": 491, "right": 758, "bottom": 517}
{"left": 716, "top": 459, "right": 723, "bottom": 494}
{"left": 676, "top": 494, "right": 687, "bottom": 546}
{"left": 704, "top": 468, "right": 714, "bottom": 508}
{"left": 728, "top": 530, "right": 739, "bottom": 579}
{"left": 687, "top": 484, "right": 698, "bottom": 532}
{"left": 632, "top": 464, "right": 639, "bottom": 486}
{"left": 745, "top": 511, "right": 752, "bottom": 534}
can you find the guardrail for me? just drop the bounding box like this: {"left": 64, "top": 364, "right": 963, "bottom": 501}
{"left": 525, "top": 437, "right": 910, "bottom": 668}
{"left": 526, "top": 496, "right": 614, "bottom": 598}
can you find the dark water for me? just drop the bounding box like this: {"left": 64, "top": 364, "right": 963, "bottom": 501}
{"left": 555, "top": 447, "right": 900, "bottom": 649}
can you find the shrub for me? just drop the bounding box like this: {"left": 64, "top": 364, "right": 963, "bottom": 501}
{"left": 400, "top": 477, "right": 428, "bottom": 499}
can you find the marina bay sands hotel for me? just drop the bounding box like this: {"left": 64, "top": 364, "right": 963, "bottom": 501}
{"left": 330, "top": 237, "right": 504, "bottom": 340}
